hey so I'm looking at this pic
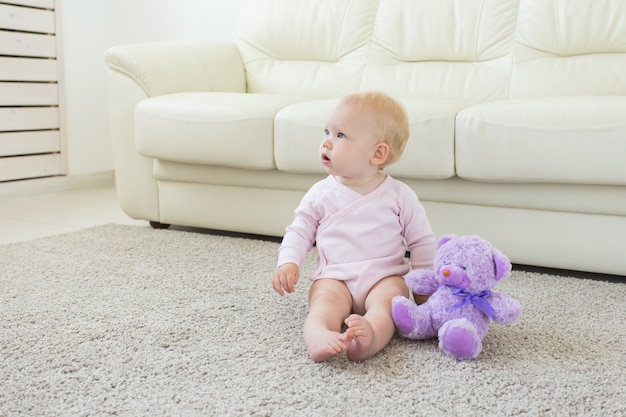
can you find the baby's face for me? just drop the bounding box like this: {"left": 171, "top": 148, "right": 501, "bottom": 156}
{"left": 320, "top": 102, "right": 380, "bottom": 179}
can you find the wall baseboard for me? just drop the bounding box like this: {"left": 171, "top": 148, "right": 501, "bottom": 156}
{"left": 0, "top": 171, "right": 115, "bottom": 200}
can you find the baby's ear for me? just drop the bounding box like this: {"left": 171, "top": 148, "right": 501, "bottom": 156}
{"left": 371, "top": 142, "right": 389, "bottom": 166}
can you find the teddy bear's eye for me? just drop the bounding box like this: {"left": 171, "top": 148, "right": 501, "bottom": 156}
{"left": 460, "top": 266, "right": 467, "bottom": 271}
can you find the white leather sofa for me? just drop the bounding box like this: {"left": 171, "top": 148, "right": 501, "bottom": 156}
{"left": 105, "top": 0, "right": 626, "bottom": 276}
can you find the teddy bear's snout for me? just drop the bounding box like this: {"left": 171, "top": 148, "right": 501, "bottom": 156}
{"left": 439, "top": 265, "right": 469, "bottom": 288}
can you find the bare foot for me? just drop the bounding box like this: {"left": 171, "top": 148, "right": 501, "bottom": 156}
{"left": 344, "top": 314, "right": 377, "bottom": 362}
{"left": 306, "top": 328, "right": 355, "bottom": 362}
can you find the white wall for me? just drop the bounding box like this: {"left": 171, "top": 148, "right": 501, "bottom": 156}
{"left": 57, "top": 0, "right": 247, "bottom": 176}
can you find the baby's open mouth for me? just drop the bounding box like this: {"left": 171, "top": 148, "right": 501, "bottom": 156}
{"left": 321, "top": 154, "right": 331, "bottom": 163}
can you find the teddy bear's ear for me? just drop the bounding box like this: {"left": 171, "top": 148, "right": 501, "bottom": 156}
{"left": 492, "top": 248, "right": 512, "bottom": 281}
{"left": 437, "top": 234, "right": 456, "bottom": 249}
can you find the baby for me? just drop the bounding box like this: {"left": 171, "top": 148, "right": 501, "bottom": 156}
{"left": 272, "top": 92, "right": 436, "bottom": 362}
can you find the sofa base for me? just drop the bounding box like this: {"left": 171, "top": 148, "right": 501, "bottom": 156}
{"left": 158, "top": 181, "right": 305, "bottom": 237}
{"left": 423, "top": 202, "right": 625, "bottom": 276}
{"left": 143, "top": 180, "right": 626, "bottom": 277}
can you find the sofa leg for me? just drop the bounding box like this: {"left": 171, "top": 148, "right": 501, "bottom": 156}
{"left": 149, "top": 221, "right": 171, "bottom": 230}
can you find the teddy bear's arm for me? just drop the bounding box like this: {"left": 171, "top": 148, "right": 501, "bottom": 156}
{"left": 489, "top": 292, "right": 522, "bottom": 325}
{"left": 404, "top": 269, "right": 439, "bottom": 295}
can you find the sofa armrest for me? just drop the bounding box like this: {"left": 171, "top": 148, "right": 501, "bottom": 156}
{"left": 105, "top": 40, "right": 246, "bottom": 97}
{"left": 105, "top": 40, "right": 246, "bottom": 223}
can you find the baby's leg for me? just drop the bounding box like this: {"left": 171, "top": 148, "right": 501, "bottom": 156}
{"left": 304, "top": 279, "right": 353, "bottom": 362}
{"left": 345, "top": 276, "right": 408, "bottom": 362}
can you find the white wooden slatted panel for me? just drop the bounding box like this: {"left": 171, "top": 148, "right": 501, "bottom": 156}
{"left": 0, "top": 107, "right": 59, "bottom": 131}
{"left": 0, "top": 1, "right": 64, "bottom": 181}
{"left": 0, "top": 130, "right": 60, "bottom": 156}
{"left": 0, "top": 57, "right": 57, "bottom": 81}
{"left": 0, "top": 4, "right": 55, "bottom": 33}
{"left": 0, "top": 30, "right": 56, "bottom": 57}
{"left": 0, "top": 153, "right": 62, "bottom": 182}
{"left": 0, "top": 82, "right": 58, "bottom": 105}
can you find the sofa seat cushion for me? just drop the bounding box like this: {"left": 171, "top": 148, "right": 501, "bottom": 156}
{"left": 274, "top": 98, "right": 467, "bottom": 179}
{"left": 135, "top": 92, "right": 306, "bottom": 169}
{"left": 456, "top": 96, "right": 626, "bottom": 185}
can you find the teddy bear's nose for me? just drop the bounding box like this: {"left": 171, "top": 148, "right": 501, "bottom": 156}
{"left": 439, "top": 265, "right": 469, "bottom": 288}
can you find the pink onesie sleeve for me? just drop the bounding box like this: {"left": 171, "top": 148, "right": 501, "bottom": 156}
{"left": 398, "top": 183, "right": 436, "bottom": 270}
{"left": 276, "top": 185, "right": 321, "bottom": 267}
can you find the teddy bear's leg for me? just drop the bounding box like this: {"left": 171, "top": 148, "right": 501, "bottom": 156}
{"left": 438, "top": 318, "right": 482, "bottom": 360}
{"left": 391, "top": 296, "right": 435, "bottom": 339}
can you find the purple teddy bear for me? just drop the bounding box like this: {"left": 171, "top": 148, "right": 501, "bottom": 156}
{"left": 392, "top": 234, "right": 522, "bottom": 360}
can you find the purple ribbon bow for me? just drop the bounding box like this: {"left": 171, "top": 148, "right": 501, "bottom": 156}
{"left": 446, "top": 287, "right": 495, "bottom": 320}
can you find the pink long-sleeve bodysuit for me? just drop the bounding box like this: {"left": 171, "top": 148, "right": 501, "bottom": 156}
{"left": 277, "top": 175, "right": 436, "bottom": 314}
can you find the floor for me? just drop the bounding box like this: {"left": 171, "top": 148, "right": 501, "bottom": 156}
{"left": 0, "top": 182, "right": 147, "bottom": 245}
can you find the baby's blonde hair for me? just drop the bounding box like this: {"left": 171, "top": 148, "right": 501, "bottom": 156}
{"left": 340, "top": 91, "right": 409, "bottom": 169}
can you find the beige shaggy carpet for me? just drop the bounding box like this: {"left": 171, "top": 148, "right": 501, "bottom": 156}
{"left": 0, "top": 224, "right": 624, "bottom": 416}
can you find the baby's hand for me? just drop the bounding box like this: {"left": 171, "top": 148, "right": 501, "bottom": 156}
{"left": 272, "top": 263, "right": 300, "bottom": 296}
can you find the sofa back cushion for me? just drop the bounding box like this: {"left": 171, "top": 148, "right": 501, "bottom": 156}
{"left": 234, "top": 0, "right": 520, "bottom": 102}
{"left": 362, "top": 0, "right": 519, "bottom": 102}
{"left": 233, "top": 0, "right": 378, "bottom": 98}
{"left": 511, "top": 0, "right": 626, "bottom": 97}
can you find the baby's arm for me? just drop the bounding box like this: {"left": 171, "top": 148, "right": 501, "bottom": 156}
{"left": 398, "top": 183, "right": 436, "bottom": 271}
{"left": 273, "top": 211, "right": 315, "bottom": 296}
{"left": 272, "top": 188, "right": 319, "bottom": 296}
{"left": 400, "top": 189, "right": 437, "bottom": 303}
{"left": 272, "top": 262, "right": 300, "bottom": 296}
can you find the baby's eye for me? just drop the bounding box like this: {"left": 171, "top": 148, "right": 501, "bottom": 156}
{"left": 337, "top": 132, "right": 346, "bottom": 139}
{"left": 324, "top": 129, "right": 330, "bottom": 136}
